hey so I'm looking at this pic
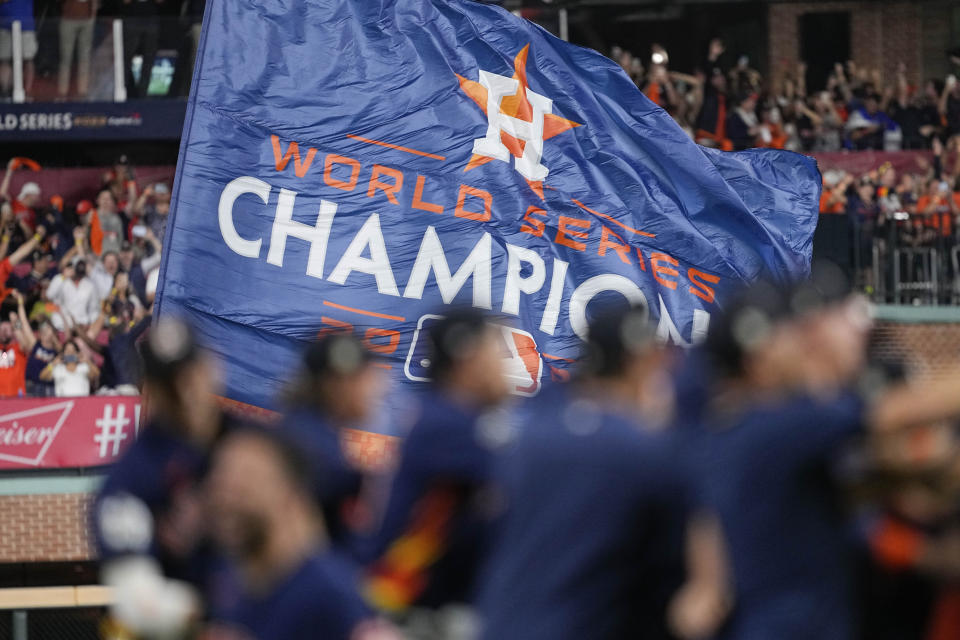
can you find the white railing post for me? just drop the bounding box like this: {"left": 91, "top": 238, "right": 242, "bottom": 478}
{"left": 113, "top": 19, "right": 127, "bottom": 102}
{"left": 11, "top": 20, "right": 24, "bottom": 103}
{"left": 12, "top": 610, "right": 27, "bottom": 640}
{"left": 559, "top": 8, "right": 569, "bottom": 41}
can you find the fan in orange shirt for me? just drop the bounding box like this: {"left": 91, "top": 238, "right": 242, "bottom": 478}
{"left": 756, "top": 108, "right": 788, "bottom": 149}
{"left": 0, "top": 291, "right": 36, "bottom": 398}
{"left": 0, "top": 216, "right": 48, "bottom": 394}
{"left": 820, "top": 171, "right": 852, "bottom": 214}
{"left": 915, "top": 180, "right": 960, "bottom": 238}
{"left": 0, "top": 156, "right": 43, "bottom": 234}
{"left": 0, "top": 221, "right": 46, "bottom": 305}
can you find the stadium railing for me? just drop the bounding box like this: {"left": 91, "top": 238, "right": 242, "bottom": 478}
{"left": 0, "top": 587, "right": 109, "bottom": 640}
{"left": 4, "top": 16, "right": 194, "bottom": 104}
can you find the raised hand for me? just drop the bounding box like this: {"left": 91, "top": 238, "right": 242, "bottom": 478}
{"left": 708, "top": 38, "right": 724, "bottom": 61}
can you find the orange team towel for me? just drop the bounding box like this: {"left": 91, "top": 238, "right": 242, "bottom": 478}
{"left": 645, "top": 82, "right": 662, "bottom": 106}
{"left": 9, "top": 157, "right": 41, "bottom": 172}
{"left": 0, "top": 257, "right": 14, "bottom": 303}
{"left": 89, "top": 210, "right": 104, "bottom": 256}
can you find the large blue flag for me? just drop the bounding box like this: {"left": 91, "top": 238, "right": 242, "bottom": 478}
{"left": 156, "top": 0, "right": 820, "bottom": 415}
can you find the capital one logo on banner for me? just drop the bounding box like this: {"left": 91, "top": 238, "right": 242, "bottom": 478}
{"left": 156, "top": 0, "right": 819, "bottom": 411}
{"left": 0, "top": 397, "right": 141, "bottom": 469}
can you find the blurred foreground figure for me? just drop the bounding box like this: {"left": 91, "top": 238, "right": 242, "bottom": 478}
{"left": 852, "top": 358, "right": 960, "bottom": 640}
{"left": 204, "top": 428, "right": 400, "bottom": 640}
{"left": 478, "top": 306, "right": 685, "bottom": 640}
{"left": 281, "top": 334, "right": 387, "bottom": 554}
{"left": 687, "top": 276, "right": 960, "bottom": 640}
{"left": 366, "top": 309, "right": 510, "bottom": 635}
{"left": 93, "top": 318, "right": 226, "bottom": 638}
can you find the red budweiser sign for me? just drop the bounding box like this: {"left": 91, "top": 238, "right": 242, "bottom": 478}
{"left": 0, "top": 396, "right": 141, "bottom": 469}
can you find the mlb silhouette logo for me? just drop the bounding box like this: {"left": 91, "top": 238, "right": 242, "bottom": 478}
{"left": 404, "top": 314, "right": 543, "bottom": 397}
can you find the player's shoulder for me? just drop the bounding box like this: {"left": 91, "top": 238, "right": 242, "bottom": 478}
{"left": 406, "top": 391, "right": 479, "bottom": 441}
{"left": 290, "top": 552, "right": 371, "bottom": 625}
{"left": 771, "top": 390, "right": 865, "bottom": 426}
{"left": 278, "top": 409, "right": 342, "bottom": 456}
{"left": 714, "top": 390, "right": 866, "bottom": 456}
{"left": 309, "top": 550, "right": 363, "bottom": 585}
{"left": 537, "top": 391, "right": 663, "bottom": 454}
{"left": 100, "top": 425, "right": 194, "bottom": 495}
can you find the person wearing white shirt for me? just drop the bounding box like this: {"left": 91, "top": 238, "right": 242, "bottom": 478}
{"left": 90, "top": 251, "right": 121, "bottom": 301}
{"left": 47, "top": 258, "right": 101, "bottom": 326}
{"left": 40, "top": 340, "right": 100, "bottom": 397}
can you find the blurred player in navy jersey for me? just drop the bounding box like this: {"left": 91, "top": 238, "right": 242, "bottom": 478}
{"left": 686, "top": 275, "right": 960, "bottom": 640}
{"left": 203, "top": 427, "right": 400, "bottom": 640}
{"left": 280, "top": 334, "right": 387, "bottom": 555}
{"left": 851, "top": 356, "right": 960, "bottom": 640}
{"left": 92, "top": 318, "right": 233, "bottom": 637}
{"left": 365, "top": 309, "right": 511, "bottom": 635}
{"left": 478, "top": 305, "right": 688, "bottom": 640}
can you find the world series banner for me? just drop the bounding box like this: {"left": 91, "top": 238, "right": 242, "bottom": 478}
{"left": 156, "top": 0, "right": 821, "bottom": 415}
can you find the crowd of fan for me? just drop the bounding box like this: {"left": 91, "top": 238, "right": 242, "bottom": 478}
{"left": 0, "top": 154, "right": 168, "bottom": 399}
{"left": 614, "top": 39, "right": 960, "bottom": 299}
{"left": 0, "top": 0, "right": 205, "bottom": 99}
{"left": 817, "top": 143, "right": 960, "bottom": 299}
{"left": 617, "top": 39, "right": 960, "bottom": 152}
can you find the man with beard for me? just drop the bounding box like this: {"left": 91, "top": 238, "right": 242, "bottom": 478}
{"left": 204, "top": 427, "right": 400, "bottom": 640}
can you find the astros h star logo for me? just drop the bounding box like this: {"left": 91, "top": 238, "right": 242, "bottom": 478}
{"left": 456, "top": 45, "right": 581, "bottom": 199}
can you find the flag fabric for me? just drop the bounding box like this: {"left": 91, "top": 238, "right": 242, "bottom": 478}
{"left": 155, "top": 0, "right": 821, "bottom": 415}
